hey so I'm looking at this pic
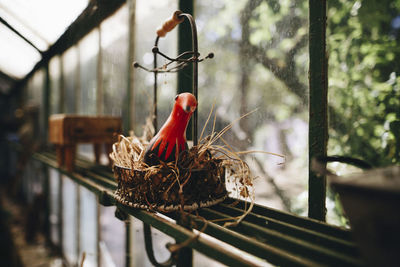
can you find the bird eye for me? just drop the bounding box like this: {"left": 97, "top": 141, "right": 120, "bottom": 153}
{"left": 175, "top": 95, "right": 179, "bottom": 101}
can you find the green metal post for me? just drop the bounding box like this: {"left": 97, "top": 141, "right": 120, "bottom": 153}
{"left": 176, "top": 213, "right": 193, "bottom": 267}
{"left": 308, "top": 0, "right": 328, "bottom": 221}
{"left": 59, "top": 56, "right": 65, "bottom": 113}
{"left": 97, "top": 27, "right": 104, "bottom": 116}
{"left": 59, "top": 175, "right": 64, "bottom": 258}
{"left": 126, "top": 0, "right": 136, "bottom": 134}
{"left": 125, "top": 220, "right": 132, "bottom": 267}
{"left": 176, "top": 1, "right": 194, "bottom": 266}
{"left": 43, "top": 64, "right": 50, "bottom": 144}
{"left": 178, "top": 0, "right": 194, "bottom": 141}
{"left": 42, "top": 66, "right": 51, "bottom": 244}
{"left": 76, "top": 186, "right": 81, "bottom": 265}
{"left": 42, "top": 164, "right": 51, "bottom": 245}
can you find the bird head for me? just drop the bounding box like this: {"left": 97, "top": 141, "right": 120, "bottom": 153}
{"left": 173, "top": 92, "right": 197, "bottom": 116}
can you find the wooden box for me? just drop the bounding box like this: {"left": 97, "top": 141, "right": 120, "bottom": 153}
{"left": 49, "top": 114, "right": 122, "bottom": 171}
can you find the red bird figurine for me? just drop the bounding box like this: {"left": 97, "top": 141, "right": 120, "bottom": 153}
{"left": 144, "top": 92, "right": 197, "bottom": 165}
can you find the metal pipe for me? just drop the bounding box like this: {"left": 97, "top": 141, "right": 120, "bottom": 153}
{"left": 308, "top": 0, "right": 328, "bottom": 221}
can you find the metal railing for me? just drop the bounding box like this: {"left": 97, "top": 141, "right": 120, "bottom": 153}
{"left": 31, "top": 151, "right": 364, "bottom": 267}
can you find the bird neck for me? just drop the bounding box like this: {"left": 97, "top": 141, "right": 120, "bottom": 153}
{"left": 159, "top": 106, "right": 191, "bottom": 139}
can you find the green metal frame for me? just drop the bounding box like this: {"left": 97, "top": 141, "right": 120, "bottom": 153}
{"left": 9, "top": 0, "right": 339, "bottom": 265}
{"left": 30, "top": 151, "right": 363, "bottom": 267}
{"left": 308, "top": 0, "right": 328, "bottom": 221}
{"left": 177, "top": 0, "right": 195, "bottom": 142}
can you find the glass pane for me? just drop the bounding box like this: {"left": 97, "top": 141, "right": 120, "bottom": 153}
{"left": 101, "top": 5, "right": 129, "bottom": 120}
{"left": 49, "top": 56, "right": 61, "bottom": 115}
{"left": 0, "top": 23, "right": 41, "bottom": 78}
{"left": 79, "top": 186, "right": 98, "bottom": 267}
{"left": 62, "top": 175, "right": 78, "bottom": 265}
{"left": 31, "top": 69, "right": 45, "bottom": 140}
{"left": 27, "top": 69, "right": 43, "bottom": 105}
{"left": 0, "top": 0, "right": 89, "bottom": 48}
{"left": 49, "top": 168, "right": 60, "bottom": 245}
{"left": 196, "top": 0, "right": 309, "bottom": 213}
{"left": 63, "top": 46, "right": 79, "bottom": 114}
{"left": 24, "top": 72, "right": 42, "bottom": 143}
{"left": 133, "top": 0, "right": 178, "bottom": 134}
{"left": 76, "top": 30, "right": 99, "bottom": 160}
{"left": 99, "top": 206, "right": 125, "bottom": 267}
{"left": 79, "top": 29, "right": 99, "bottom": 115}
{"left": 193, "top": 251, "right": 226, "bottom": 267}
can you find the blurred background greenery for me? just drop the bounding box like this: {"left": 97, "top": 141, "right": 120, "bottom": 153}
{"left": 191, "top": 0, "right": 400, "bottom": 225}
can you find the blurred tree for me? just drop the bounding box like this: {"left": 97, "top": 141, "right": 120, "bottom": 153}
{"left": 196, "top": 0, "right": 309, "bottom": 211}
{"left": 195, "top": 0, "right": 399, "bottom": 217}
{"left": 327, "top": 0, "right": 400, "bottom": 165}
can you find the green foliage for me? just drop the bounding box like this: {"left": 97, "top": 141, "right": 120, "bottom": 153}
{"left": 328, "top": 0, "right": 400, "bottom": 166}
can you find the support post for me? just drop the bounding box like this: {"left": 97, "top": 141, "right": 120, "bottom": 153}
{"left": 43, "top": 64, "right": 50, "bottom": 145}
{"left": 178, "top": 0, "right": 194, "bottom": 141}
{"left": 308, "top": 0, "right": 328, "bottom": 221}
{"left": 126, "top": 0, "right": 136, "bottom": 134}
{"left": 176, "top": 213, "right": 193, "bottom": 267}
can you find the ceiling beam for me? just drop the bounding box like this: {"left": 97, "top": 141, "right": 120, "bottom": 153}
{"left": 0, "top": 16, "right": 43, "bottom": 54}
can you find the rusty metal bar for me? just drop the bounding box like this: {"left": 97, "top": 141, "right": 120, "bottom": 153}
{"left": 308, "top": 0, "right": 328, "bottom": 221}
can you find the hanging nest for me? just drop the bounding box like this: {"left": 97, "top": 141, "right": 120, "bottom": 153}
{"left": 112, "top": 142, "right": 228, "bottom": 212}
{"left": 110, "top": 112, "right": 258, "bottom": 214}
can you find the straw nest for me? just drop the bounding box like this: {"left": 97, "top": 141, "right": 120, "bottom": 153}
{"left": 110, "top": 112, "right": 256, "bottom": 216}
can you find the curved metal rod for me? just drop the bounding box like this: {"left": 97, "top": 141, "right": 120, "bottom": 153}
{"left": 178, "top": 12, "right": 199, "bottom": 146}
{"left": 155, "top": 49, "right": 197, "bottom": 63}
{"left": 134, "top": 52, "right": 212, "bottom": 74}
{"left": 143, "top": 222, "right": 176, "bottom": 267}
{"left": 151, "top": 12, "right": 199, "bottom": 144}
{"left": 132, "top": 11, "right": 212, "bottom": 143}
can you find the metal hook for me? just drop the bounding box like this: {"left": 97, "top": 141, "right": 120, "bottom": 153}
{"left": 143, "top": 222, "right": 176, "bottom": 267}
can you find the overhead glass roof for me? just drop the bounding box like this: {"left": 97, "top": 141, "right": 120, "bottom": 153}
{"left": 0, "top": 0, "right": 89, "bottom": 80}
